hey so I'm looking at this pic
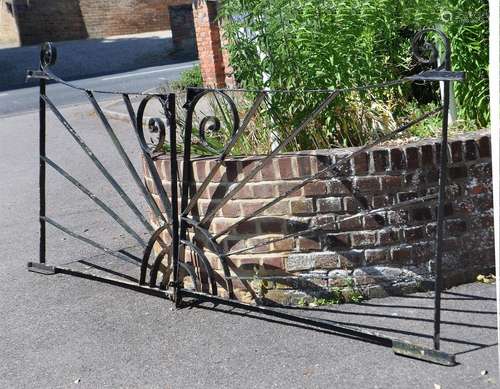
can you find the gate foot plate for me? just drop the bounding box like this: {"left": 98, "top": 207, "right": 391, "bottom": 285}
{"left": 392, "top": 340, "right": 456, "bottom": 366}
{"left": 27, "top": 262, "right": 56, "bottom": 275}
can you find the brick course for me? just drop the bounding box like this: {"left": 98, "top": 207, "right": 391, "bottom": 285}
{"left": 145, "top": 130, "right": 494, "bottom": 304}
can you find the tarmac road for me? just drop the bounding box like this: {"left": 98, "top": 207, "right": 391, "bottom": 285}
{"left": 0, "top": 31, "right": 197, "bottom": 117}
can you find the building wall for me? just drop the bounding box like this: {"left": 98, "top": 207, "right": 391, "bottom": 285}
{"left": 0, "top": 0, "right": 191, "bottom": 46}
{"left": 145, "top": 130, "right": 494, "bottom": 304}
{"left": 169, "top": 4, "right": 196, "bottom": 53}
{"left": 0, "top": 1, "right": 20, "bottom": 45}
{"left": 192, "top": 0, "right": 234, "bottom": 87}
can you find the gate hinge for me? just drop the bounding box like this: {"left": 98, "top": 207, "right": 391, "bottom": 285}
{"left": 26, "top": 69, "right": 50, "bottom": 81}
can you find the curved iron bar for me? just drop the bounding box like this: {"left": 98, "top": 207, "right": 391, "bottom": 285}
{"left": 136, "top": 95, "right": 175, "bottom": 226}
{"left": 149, "top": 247, "right": 169, "bottom": 287}
{"left": 135, "top": 96, "right": 169, "bottom": 156}
{"left": 144, "top": 235, "right": 217, "bottom": 293}
{"left": 181, "top": 217, "right": 235, "bottom": 298}
{"left": 411, "top": 28, "right": 451, "bottom": 70}
{"left": 181, "top": 92, "right": 266, "bottom": 217}
{"left": 40, "top": 42, "right": 57, "bottom": 68}
{"left": 149, "top": 239, "right": 217, "bottom": 294}
{"left": 140, "top": 223, "right": 169, "bottom": 285}
{"left": 179, "top": 239, "right": 218, "bottom": 295}
{"left": 185, "top": 89, "right": 240, "bottom": 154}
{"left": 136, "top": 96, "right": 171, "bottom": 157}
{"left": 178, "top": 262, "right": 201, "bottom": 292}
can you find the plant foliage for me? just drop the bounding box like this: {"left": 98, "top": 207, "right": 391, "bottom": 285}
{"left": 219, "top": 0, "right": 489, "bottom": 149}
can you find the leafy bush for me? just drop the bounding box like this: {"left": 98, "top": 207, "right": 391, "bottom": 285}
{"left": 219, "top": 0, "right": 489, "bottom": 150}
{"left": 170, "top": 65, "right": 203, "bottom": 90}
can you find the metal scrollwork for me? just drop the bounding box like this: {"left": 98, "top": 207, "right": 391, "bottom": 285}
{"left": 185, "top": 89, "right": 240, "bottom": 154}
{"left": 147, "top": 118, "right": 167, "bottom": 154}
{"left": 136, "top": 95, "right": 172, "bottom": 156}
{"left": 411, "top": 28, "right": 451, "bottom": 70}
{"left": 40, "top": 42, "right": 57, "bottom": 68}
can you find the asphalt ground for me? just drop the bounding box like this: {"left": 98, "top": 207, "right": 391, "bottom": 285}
{"left": 0, "top": 105, "right": 498, "bottom": 388}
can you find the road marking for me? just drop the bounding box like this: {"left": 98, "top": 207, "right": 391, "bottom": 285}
{"left": 0, "top": 93, "right": 9, "bottom": 97}
{"left": 101, "top": 64, "right": 196, "bottom": 81}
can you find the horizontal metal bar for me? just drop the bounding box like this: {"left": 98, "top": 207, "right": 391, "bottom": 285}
{"left": 180, "top": 289, "right": 456, "bottom": 366}
{"left": 187, "top": 78, "right": 406, "bottom": 94}
{"left": 42, "top": 217, "right": 142, "bottom": 265}
{"left": 392, "top": 340, "right": 456, "bottom": 366}
{"left": 39, "top": 63, "right": 407, "bottom": 96}
{"left": 27, "top": 264, "right": 455, "bottom": 366}
{"left": 43, "top": 156, "right": 147, "bottom": 247}
{"left": 27, "top": 263, "right": 172, "bottom": 299}
{"left": 405, "top": 70, "right": 465, "bottom": 82}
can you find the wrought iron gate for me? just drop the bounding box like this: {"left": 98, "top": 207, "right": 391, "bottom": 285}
{"left": 27, "top": 29, "right": 465, "bottom": 366}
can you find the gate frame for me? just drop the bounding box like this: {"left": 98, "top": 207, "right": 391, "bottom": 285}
{"left": 26, "top": 29, "right": 467, "bottom": 366}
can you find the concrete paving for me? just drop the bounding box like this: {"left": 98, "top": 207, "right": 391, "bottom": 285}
{"left": 0, "top": 105, "right": 498, "bottom": 388}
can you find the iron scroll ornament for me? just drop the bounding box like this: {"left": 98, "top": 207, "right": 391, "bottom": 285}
{"left": 184, "top": 88, "right": 240, "bottom": 155}
{"left": 40, "top": 42, "right": 57, "bottom": 68}
{"left": 136, "top": 95, "right": 169, "bottom": 156}
{"left": 411, "top": 28, "right": 451, "bottom": 71}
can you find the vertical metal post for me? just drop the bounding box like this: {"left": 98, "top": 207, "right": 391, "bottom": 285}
{"left": 39, "top": 76, "right": 47, "bottom": 264}
{"left": 167, "top": 94, "right": 181, "bottom": 307}
{"left": 178, "top": 89, "right": 196, "bottom": 286}
{"left": 433, "top": 46, "right": 451, "bottom": 351}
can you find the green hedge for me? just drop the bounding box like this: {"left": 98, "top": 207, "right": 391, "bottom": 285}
{"left": 219, "top": 0, "right": 489, "bottom": 149}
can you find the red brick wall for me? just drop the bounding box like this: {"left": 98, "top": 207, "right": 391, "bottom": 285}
{"left": 145, "top": 130, "right": 494, "bottom": 304}
{"left": 1, "top": 0, "right": 191, "bottom": 45}
{"left": 192, "top": 0, "right": 228, "bottom": 87}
